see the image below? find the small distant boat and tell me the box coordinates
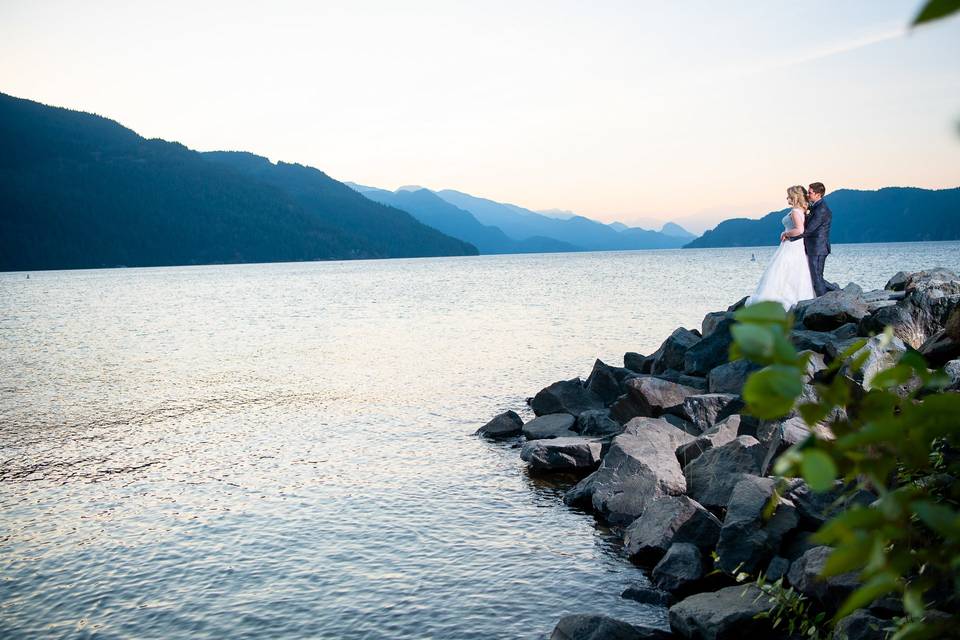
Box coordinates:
[751,254,756,262]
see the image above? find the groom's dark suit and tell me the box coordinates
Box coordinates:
[790,198,837,296]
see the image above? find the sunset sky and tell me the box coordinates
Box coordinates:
[2,0,958,232]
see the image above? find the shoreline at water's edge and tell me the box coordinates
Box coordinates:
[477,267,960,640]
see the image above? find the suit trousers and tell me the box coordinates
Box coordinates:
[808,253,830,297]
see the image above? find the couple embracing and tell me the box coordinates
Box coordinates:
[749,181,838,310]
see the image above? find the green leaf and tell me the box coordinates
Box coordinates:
[835,573,900,620]
[742,365,804,419]
[912,0,960,25]
[800,449,837,492]
[913,500,960,539]
[821,540,869,576]
[798,401,830,426]
[731,323,776,361]
[734,301,788,325]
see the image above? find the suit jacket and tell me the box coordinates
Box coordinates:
[792,198,832,255]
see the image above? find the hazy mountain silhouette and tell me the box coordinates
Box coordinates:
[0,92,476,272]
[660,222,696,239]
[346,183,580,254]
[434,189,691,250]
[685,187,960,248]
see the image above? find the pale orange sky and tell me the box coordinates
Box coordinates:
[2,0,958,232]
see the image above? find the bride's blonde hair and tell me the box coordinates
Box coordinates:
[787,185,809,210]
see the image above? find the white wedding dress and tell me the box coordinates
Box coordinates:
[747,208,816,310]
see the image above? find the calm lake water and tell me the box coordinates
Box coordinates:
[2,242,959,639]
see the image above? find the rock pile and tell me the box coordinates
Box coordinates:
[476,268,960,640]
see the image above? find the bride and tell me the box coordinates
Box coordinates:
[747,185,816,309]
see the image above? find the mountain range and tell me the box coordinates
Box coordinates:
[684,187,960,248]
[349,183,695,253]
[0,92,476,272]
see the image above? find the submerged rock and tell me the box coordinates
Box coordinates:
[520,437,603,473]
[522,413,578,440]
[550,615,673,640]
[475,410,523,438]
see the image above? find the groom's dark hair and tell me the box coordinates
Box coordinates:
[809,182,826,196]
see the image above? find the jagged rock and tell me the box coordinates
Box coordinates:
[650,328,703,375]
[550,615,674,640]
[678,375,708,391]
[785,481,875,530]
[675,415,741,468]
[609,391,647,425]
[662,413,701,437]
[475,410,523,438]
[624,377,702,418]
[585,359,633,406]
[787,546,860,607]
[624,352,647,373]
[575,409,624,437]
[781,530,818,562]
[919,307,960,367]
[684,318,735,376]
[684,436,766,509]
[652,543,703,594]
[520,437,603,473]
[621,585,674,607]
[728,296,749,312]
[680,394,744,434]
[791,323,859,358]
[839,334,907,391]
[886,271,910,291]
[668,584,777,640]
[708,359,760,394]
[766,556,790,582]
[531,378,604,417]
[624,495,721,564]
[864,270,960,348]
[702,311,731,339]
[716,476,799,575]
[564,418,693,525]
[522,413,578,440]
[801,350,828,381]
[945,359,960,391]
[797,290,870,331]
[832,610,889,640]
[758,416,813,474]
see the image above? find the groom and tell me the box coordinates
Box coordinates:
[784,181,838,296]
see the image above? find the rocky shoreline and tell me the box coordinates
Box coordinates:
[476,268,960,640]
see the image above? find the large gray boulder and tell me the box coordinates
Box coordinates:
[716,476,799,575]
[701,310,732,339]
[531,378,605,417]
[839,334,907,391]
[520,437,603,473]
[784,481,875,530]
[649,327,702,375]
[680,394,744,434]
[668,584,777,640]
[863,269,960,348]
[791,323,859,358]
[575,409,625,437]
[624,351,648,373]
[684,436,766,509]
[797,290,870,331]
[624,376,703,418]
[624,494,722,564]
[683,318,735,376]
[758,416,814,474]
[475,410,523,438]
[550,615,674,640]
[675,415,741,468]
[832,610,889,640]
[621,585,675,607]
[787,546,860,607]
[585,359,634,406]
[564,418,693,525]
[945,359,960,392]
[652,542,703,595]
[522,413,578,440]
[708,359,760,394]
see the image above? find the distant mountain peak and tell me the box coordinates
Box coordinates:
[396,184,428,192]
[660,222,696,239]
